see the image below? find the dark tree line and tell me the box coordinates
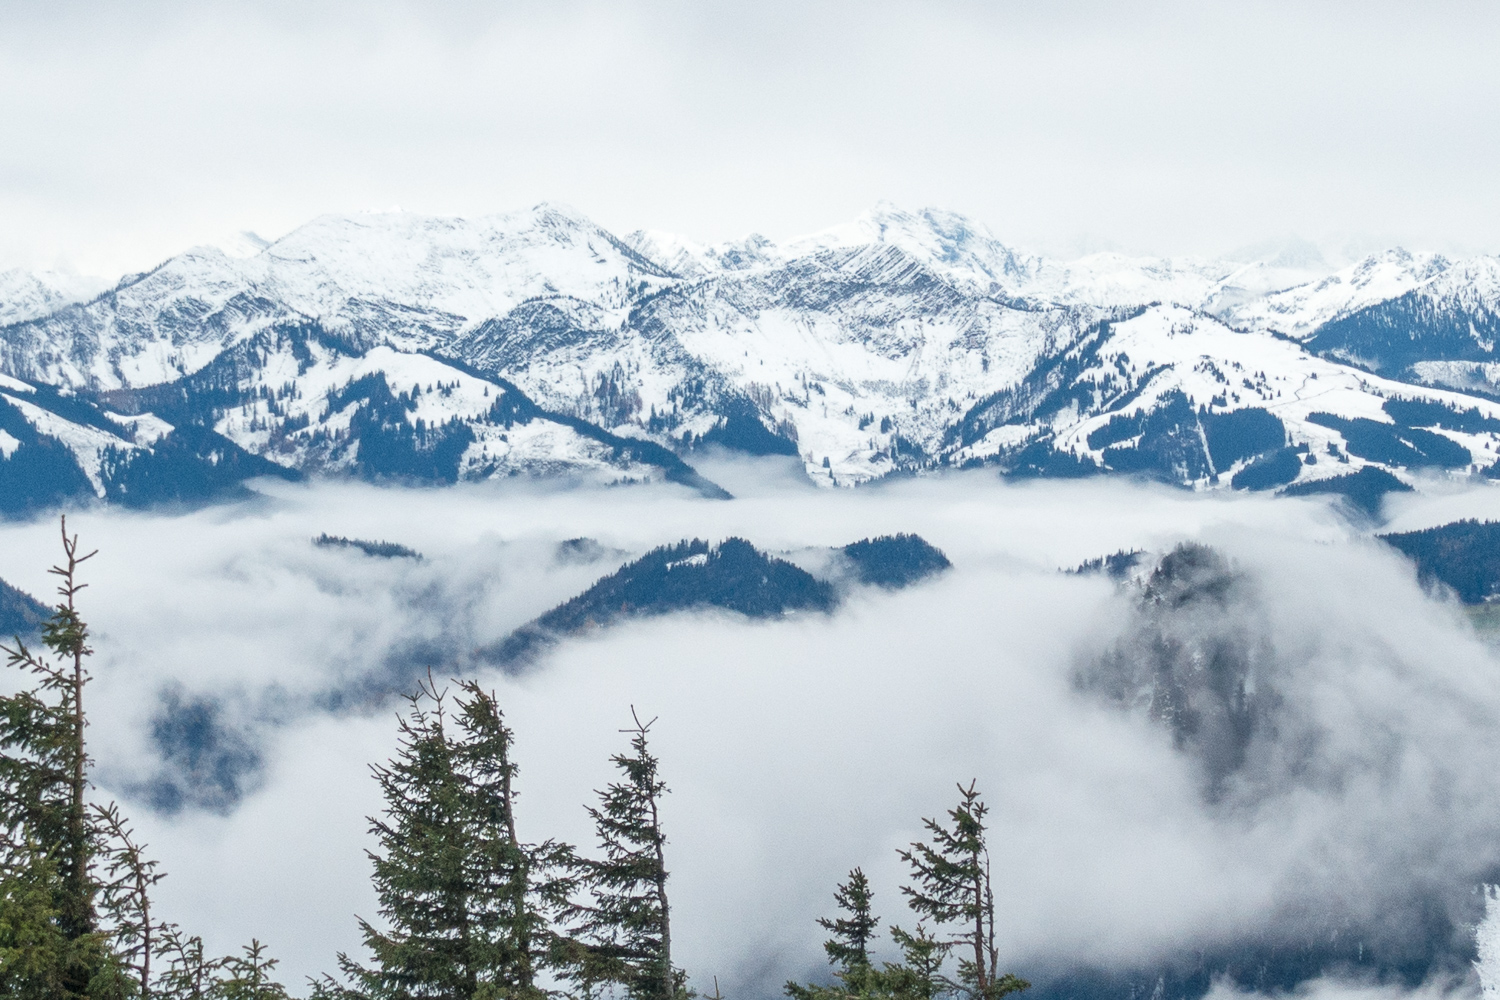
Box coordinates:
[2,521,1028,1000]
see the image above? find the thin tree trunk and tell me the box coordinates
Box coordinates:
[983,851,998,987]
[71,636,86,921]
[58,517,96,942]
[973,845,987,993]
[650,789,671,1000]
[140,878,152,998]
[502,762,533,989]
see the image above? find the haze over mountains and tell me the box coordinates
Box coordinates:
[5,202,1500,515]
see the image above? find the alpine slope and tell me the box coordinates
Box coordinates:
[4,201,1500,515]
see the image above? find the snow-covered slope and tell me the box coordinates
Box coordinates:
[772,204,1261,310]
[453,231,1108,485]
[1298,256,1500,391]
[1225,249,1453,339]
[9,201,1500,510]
[0,268,110,327]
[953,305,1500,487]
[0,204,675,392]
[1480,885,1500,1000]
[0,371,294,516]
[784,203,1050,298]
[97,322,724,496]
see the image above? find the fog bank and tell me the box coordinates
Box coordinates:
[1,470,1498,995]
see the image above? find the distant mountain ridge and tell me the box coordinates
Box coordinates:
[0,575,48,640]
[6,202,1500,513]
[1380,519,1500,603]
[485,533,951,668]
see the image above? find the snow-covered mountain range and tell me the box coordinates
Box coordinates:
[5,202,1500,514]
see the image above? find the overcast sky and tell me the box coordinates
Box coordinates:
[3,0,1500,276]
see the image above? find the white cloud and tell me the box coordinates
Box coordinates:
[3,473,1500,994]
[4,2,1500,275]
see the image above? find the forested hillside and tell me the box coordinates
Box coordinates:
[1380,518,1500,603]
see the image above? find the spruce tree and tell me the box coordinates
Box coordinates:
[329,677,570,1000]
[0,844,71,999]
[155,927,229,999]
[0,518,128,999]
[820,869,877,973]
[787,870,953,1000]
[898,782,1027,1000]
[91,801,165,997]
[450,679,576,998]
[216,940,291,1000]
[785,868,880,1000]
[0,520,283,1000]
[879,925,949,1000]
[571,709,684,1000]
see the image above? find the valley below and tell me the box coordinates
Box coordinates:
[3,469,1500,999]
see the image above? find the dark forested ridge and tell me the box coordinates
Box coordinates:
[839,534,951,588]
[0,574,47,638]
[1280,466,1413,517]
[484,534,952,668]
[482,537,836,667]
[1069,550,1146,580]
[1379,519,1500,603]
[313,534,422,560]
[0,382,299,518]
[1305,412,1471,470]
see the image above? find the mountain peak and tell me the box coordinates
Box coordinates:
[786,203,1044,296]
[1224,236,1330,271]
[203,230,273,259]
[0,267,111,326]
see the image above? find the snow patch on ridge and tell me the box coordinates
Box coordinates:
[0,392,135,495]
[0,267,109,326]
[1226,249,1454,339]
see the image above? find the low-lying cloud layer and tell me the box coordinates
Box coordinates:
[2,464,1499,995]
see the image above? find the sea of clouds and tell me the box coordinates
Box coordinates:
[2,456,1500,997]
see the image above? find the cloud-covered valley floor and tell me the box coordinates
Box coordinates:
[2,462,1499,997]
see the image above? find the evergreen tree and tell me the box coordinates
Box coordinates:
[819,869,877,973]
[785,870,949,1000]
[0,844,71,999]
[0,519,284,1000]
[328,677,571,1000]
[571,709,685,1000]
[785,868,880,1000]
[898,783,1027,1000]
[91,801,165,997]
[216,940,290,1000]
[155,927,229,999]
[451,679,577,997]
[0,518,129,999]
[878,925,948,1000]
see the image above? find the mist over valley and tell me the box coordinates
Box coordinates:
[4,469,1500,999]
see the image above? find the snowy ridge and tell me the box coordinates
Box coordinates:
[784,203,1050,297]
[1225,248,1454,339]
[8,201,1500,507]
[0,268,110,327]
[1,204,675,392]
[198,336,695,486]
[952,305,1500,488]
[2,392,135,494]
